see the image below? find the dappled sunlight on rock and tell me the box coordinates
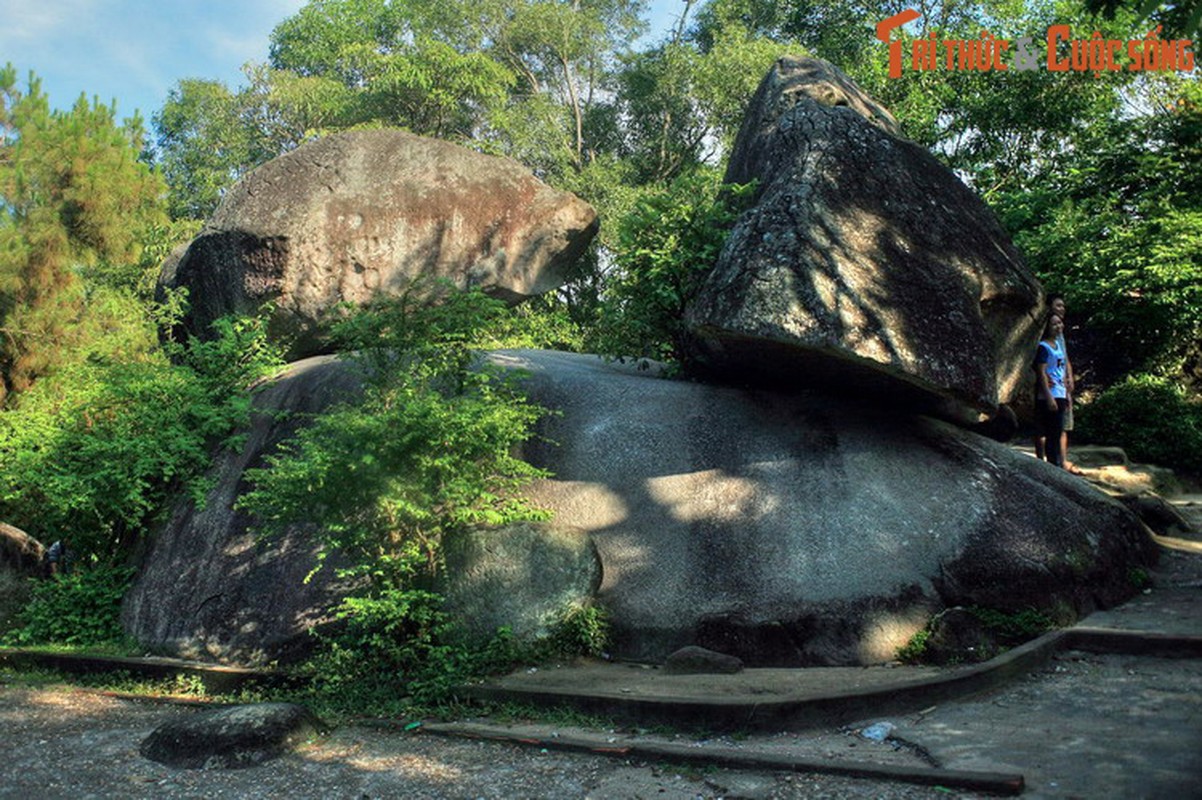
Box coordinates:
[857,608,929,663]
[526,479,629,531]
[645,470,777,524]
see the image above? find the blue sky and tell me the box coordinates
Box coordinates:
[1,0,688,125]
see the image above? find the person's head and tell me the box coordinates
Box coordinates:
[1049,295,1066,319]
[1043,313,1064,340]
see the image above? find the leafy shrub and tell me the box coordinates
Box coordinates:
[2,565,133,647]
[896,628,931,664]
[590,170,754,367]
[0,310,282,559]
[548,602,611,658]
[239,286,549,568]
[239,284,551,706]
[0,570,34,636]
[1077,374,1202,473]
[479,293,585,353]
[967,606,1055,642]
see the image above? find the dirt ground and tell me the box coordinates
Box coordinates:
[1,477,1198,800]
[2,639,1200,799]
[0,680,961,800]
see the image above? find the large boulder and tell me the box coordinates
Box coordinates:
[0,522,44,574]
[121,356,365,665]
[121,359,599,664]
[684,57,1043,426]
[1,522,44,630]
[438,522,602,643]
[495,350,1155,665]
[161,129,599,359]
[125,349,1156,667]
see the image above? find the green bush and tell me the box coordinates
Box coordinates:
[548,602,611,658]
[0,310,282,560]
[1077,374,1202,473]
[590,170,754,367]
[239,285,551,707]
[1,565,133,647]
[967,606,1056,642]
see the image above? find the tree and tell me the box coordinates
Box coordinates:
[997,75,1202,381]
[485,0,646,173]
[1084,0,1202,39]
[271,0,517,141]
[589,169,754,365]
[154,79,259,220]
[618,13,792,182]
[0,65,166,401]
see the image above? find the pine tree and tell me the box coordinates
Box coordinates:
[0,65,166,402]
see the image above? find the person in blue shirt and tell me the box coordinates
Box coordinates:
[1034,296,1081,472]
[1034,313,1069,468]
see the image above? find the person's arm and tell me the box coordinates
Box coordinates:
[1035,344,1057,410]
[1058,334,1074,395]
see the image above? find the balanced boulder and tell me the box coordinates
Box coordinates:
[121,356,365,665]
[684,57,1043,425]
[161,129,598,358]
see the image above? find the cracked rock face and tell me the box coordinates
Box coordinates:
[684,56,1042,426]
[160,129,598,359]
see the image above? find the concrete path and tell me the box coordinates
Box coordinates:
[460,486,1202,798]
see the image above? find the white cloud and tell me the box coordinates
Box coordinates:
[0,0,98,42]
[1,0,308,117]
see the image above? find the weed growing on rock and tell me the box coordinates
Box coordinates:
[238,284,561,710]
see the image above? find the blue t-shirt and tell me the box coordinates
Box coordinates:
[1035,340,1067,399]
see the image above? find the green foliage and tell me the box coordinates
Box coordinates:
[896,628,931,664]
[547,601,611,658]
[590,170,754,366]
[968,606,1056,641]
[154,78,267,221]
[1077,374,1202,473]
[240,285,549,563]
[618,22,792,183]
[1,565,134,647]
[1084,0,1202,40]
[298,589,610,712]
[0,310,282,559]
[1128,566,1152,590]
[1,65,167,399]
[0,569,33,636]
[239,284,551,705]
[897,606,1056,665]
[295,566,507,709]
[997,76,1202,381]
[478,293,586,353]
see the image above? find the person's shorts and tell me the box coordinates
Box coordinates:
[1036,397,1068,437]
